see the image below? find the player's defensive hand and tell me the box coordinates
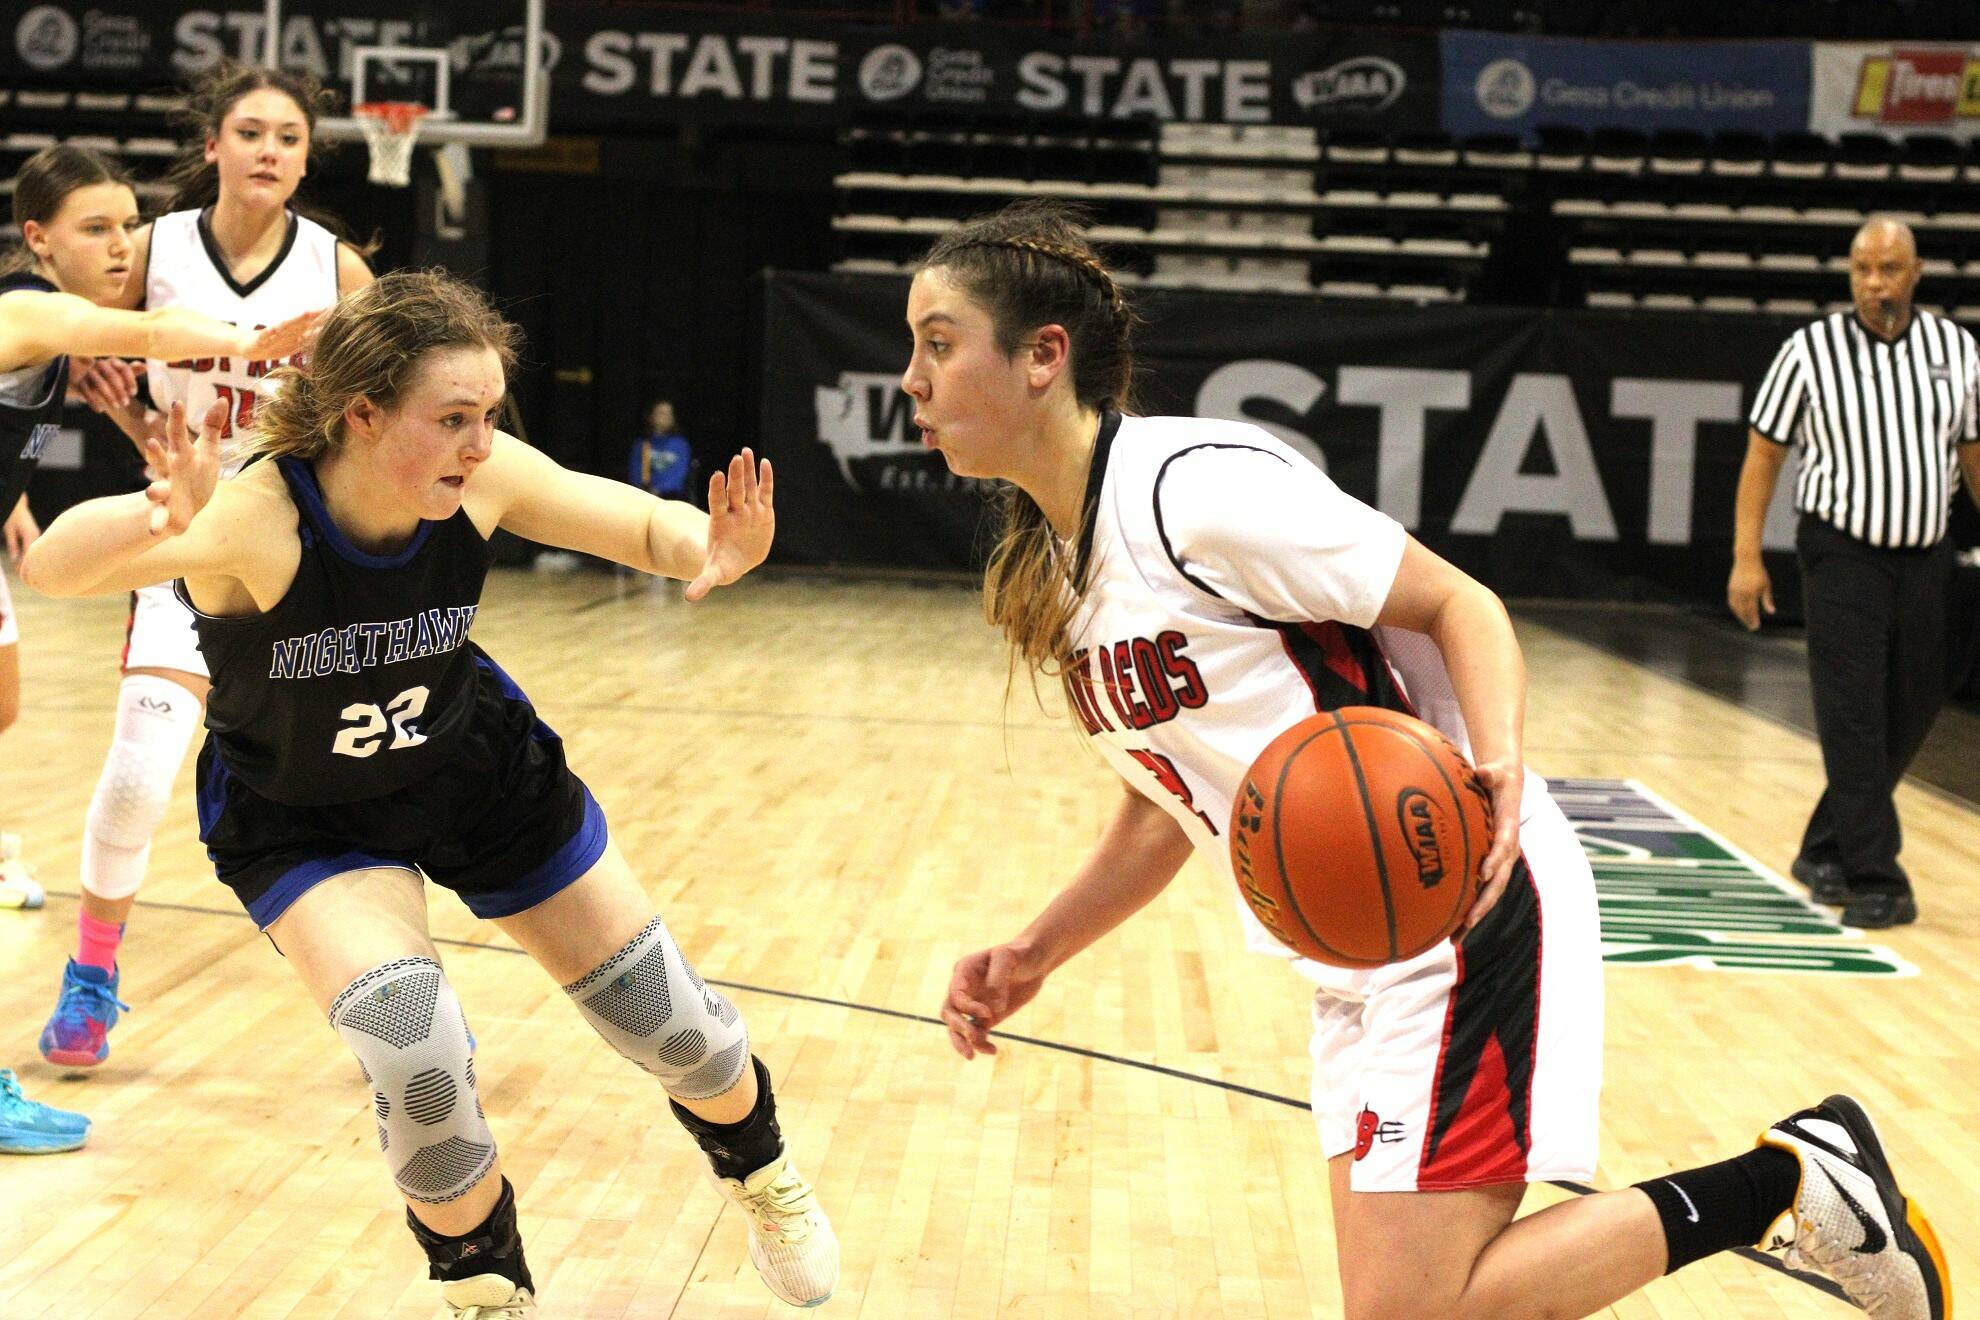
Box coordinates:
[3,498,39,563]
[1458,758,1523,935]
[1727,559,1774,631]
[143,400,222,537]
[238,307,324,361]
[72,355,144,413]
[685,449,774,602]
[941,941,1046,1060]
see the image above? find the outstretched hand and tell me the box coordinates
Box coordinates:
[143,400,223,537]
[684,449,774,602]
[1457,758,1523,935]
[941,942,1047,1060]
[239,307,324,361]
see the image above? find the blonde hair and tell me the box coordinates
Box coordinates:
[919,200,1138,684]
[245,269,520,463]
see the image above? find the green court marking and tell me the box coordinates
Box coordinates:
[1548,778,1917,977]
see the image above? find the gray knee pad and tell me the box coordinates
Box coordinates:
[330,957,496,1204]
[564,917,748,1101]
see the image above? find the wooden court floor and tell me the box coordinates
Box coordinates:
[2,570,1973,1319]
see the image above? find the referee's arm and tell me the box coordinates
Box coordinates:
[1729,426,1789,629]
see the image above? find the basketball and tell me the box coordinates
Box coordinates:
[1228,707,1492,969]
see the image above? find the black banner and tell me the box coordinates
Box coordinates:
[760,271,1809,606]
[0,3,1439,129]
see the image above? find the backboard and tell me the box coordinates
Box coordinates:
[256,0,547,147]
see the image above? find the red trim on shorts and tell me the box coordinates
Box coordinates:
[1415,853,1543,1190]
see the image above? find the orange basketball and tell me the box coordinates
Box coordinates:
[1228,707,1492,969]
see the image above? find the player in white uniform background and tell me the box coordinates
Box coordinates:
[913,202,1947,1319]
[39,60,373,1069]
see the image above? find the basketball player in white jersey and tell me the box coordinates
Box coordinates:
[914,202,1947,1319]
[40,60,372,1068]
[0,142,316,1146]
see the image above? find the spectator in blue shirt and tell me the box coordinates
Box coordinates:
[630,399,693,501]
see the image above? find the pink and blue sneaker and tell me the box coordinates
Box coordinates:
[39,960,130,1068]
[0,1069,90,1153]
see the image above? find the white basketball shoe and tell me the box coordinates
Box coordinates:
[1758,1094,1949,1319]
[440,1274,533,1319]
[716,1152,839,1307]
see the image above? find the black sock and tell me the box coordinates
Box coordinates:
[1634,1146,1802,1274]
[669,1054,784,1182]
[406,1176,534,1293]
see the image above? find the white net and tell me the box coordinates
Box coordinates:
[356,103,427,187]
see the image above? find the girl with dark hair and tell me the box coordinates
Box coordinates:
[914,201,1946,1320]
[41,58,376,1071]
[23,269,837,1317]
[0,142,312,1146]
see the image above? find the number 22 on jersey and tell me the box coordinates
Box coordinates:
[332,686,430,758]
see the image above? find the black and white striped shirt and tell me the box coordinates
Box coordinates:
[1749,309,1979,548]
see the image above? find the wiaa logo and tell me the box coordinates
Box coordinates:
[1292,56,1405,114]
[1394,788,1447,888]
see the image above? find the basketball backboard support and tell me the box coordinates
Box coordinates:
[258,0,547,148]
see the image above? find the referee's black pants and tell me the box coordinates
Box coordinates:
[1795,515,1954,895]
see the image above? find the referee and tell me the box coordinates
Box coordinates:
[1729,215,1980,929]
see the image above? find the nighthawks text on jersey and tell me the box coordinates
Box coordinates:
[266,605,479,679]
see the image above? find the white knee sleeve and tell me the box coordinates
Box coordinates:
[81,674,202,900]
[565,917,750,1101]
[331,957,497,1205]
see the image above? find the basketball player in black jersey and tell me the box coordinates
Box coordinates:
[21,270,836,1316]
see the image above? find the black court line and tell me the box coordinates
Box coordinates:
[37,886,1847,1306]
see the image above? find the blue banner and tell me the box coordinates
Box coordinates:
[1441,32,1809,139]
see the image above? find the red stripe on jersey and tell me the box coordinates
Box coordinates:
[1298,620,1367,693]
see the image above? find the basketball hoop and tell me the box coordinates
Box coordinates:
[355,102,428,187]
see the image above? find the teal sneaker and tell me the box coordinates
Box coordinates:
[0,1069,90,1153]
[39,960,130,1068]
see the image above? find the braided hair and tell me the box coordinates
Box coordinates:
[921,200,1136,413]
[918,200,1139,684]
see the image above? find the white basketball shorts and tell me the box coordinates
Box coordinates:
[1307,787,1604,1193]
[121,582,208,677]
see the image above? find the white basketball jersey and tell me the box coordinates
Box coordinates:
[1065,413,1554,993]
[143,208,340,446]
